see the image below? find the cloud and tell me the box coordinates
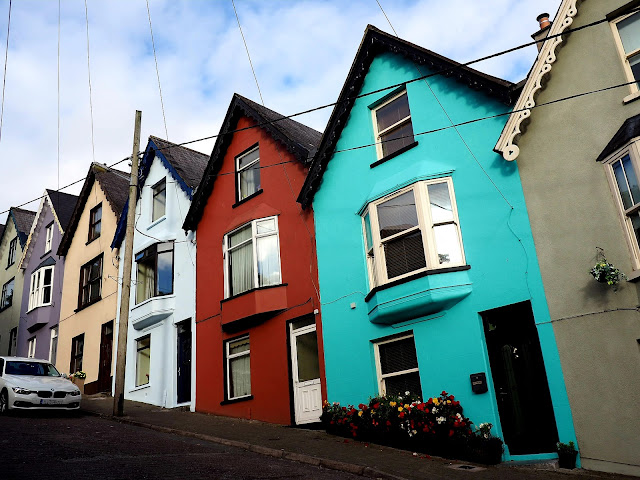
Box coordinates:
[0,0,560,217]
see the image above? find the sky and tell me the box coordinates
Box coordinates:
[0,0,560,219]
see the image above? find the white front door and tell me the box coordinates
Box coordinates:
[290,321,322,425]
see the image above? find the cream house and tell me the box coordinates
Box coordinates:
[56,164,129,394]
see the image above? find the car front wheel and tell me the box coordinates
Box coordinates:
[0,389,8,414]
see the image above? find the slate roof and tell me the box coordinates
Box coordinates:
[46,189,79,230]
[297,25,519,208]
[58,163,130,256]
[111,136,209,249]
[182,93,322,231]
[596,113,640,162]
[12,207,37,248]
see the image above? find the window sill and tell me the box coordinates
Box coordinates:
[623,91,640,105]
[370,141,418,169]
[0,303,12,313]
[221,283,288,303]
[147,216,167,230]
[85,235,100,246]
[626,269,640,282]
[5,262,15,271]
[220,394,253,405]
[232,189,264,209]
[130,383,151,393]
[75,296,102,313]
[40,250,53,259]
[132,294,176,311]
[365,265,471,302]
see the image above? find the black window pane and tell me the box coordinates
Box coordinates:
[376,93,410,132]
[379,337,419,375]
[384,231,427,278]
[385,372,422,398]
[381,122,415,157]
[377,191,419,239]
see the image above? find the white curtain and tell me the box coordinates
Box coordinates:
[230,355,251,397]
[230,226,254,295]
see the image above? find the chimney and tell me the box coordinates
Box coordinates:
[532,13,552,52]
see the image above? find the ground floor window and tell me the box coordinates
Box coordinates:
[8,327,17,356]
[70,334,84,374]
[135,335,151,387]
[27,337,37,358]
[49,327,58,364]
[225,336,251,399]
[374,334,422,398]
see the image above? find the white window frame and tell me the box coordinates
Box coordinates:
[135,335,151,387]
[373,333,420,396]
[223,216,282,298]
[371,90,414,159]
[611,11,640,97]
[225,335,251,400]
[28,266,55,311]
[49,326,58,364]
[44,223,54,253]
[27,337,37,359]
[151,177,167,222]
[236,145,260,202]
[362,178,465,289]
[602,139,640,270]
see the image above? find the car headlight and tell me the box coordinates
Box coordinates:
[69,389,81,396]
[12,387,32,395]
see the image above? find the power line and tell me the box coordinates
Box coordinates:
[231,0,264,106]
[0,0,11,145]
[84,0,96,163]
[146,0,168,141]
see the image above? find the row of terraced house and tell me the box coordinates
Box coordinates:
[1,2,639,475]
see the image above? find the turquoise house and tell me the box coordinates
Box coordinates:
[298,26,577,463]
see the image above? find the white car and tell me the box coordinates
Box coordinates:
[0,356,81,413]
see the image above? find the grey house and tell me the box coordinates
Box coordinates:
[0,207,36,357]
[495,1,640,475]
[16,190,78,362]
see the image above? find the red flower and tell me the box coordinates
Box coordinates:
[358,403,366,410]
[449,430,454,437]
[399,412,405,419]
[441,391,448,396]
[449,395,455,400]
[373,403,380,409]
[386,420,392,426]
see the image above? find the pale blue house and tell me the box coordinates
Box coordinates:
[298,25,577,462]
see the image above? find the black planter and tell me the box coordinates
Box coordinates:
[558,450,578,469]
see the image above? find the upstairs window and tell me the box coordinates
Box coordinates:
[236,146,260,202]
[44,223,54,253]
[223,217,281,297]
[362,178,465,288]
[612,11,640,93]
[152,178,166,222]
[79,254,102,308]
[603,145,640,268]
[7,237,17,267]
[28,267,54,311]
[372,91,415,159]
[88,203,102,243]
[135,242,174,304]
[1,277,14,310]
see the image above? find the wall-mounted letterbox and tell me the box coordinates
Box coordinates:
[470,372,488,394]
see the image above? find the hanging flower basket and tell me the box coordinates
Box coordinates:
[590,260,626,287]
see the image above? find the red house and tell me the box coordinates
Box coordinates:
[183,94,326,425]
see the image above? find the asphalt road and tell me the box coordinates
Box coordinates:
[0,411,362,480]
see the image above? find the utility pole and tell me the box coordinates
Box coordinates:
[113,110,142,416]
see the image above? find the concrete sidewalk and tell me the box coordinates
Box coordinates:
[81,395,632,480]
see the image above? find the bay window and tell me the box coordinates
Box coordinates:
[28,266,54,310]
[362,178,465,288]
[224,217,281,297]
[135,242,174,303]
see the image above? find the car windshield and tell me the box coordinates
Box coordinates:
[5,361,61,377]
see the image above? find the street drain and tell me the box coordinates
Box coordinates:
[446,464,485,472]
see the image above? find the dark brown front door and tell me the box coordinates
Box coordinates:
[97,321,114,393]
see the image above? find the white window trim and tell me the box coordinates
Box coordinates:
[362,178,465,289]
[236,145,260,202]
[44,223,54,253]
[226,335,251,400]
[373,333,420,396]
[27,337,37,359]
[135,334,151,387]
[151,177,167,223]
[49,327,58,363]
[611,11,640,97]
[222,216,282,298]
[28,266,55,311]
[371,90,413,159]
[602,139,640,270]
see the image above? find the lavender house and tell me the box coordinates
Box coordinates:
[17,190,78,361]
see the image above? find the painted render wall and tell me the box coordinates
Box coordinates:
[0,220,25,356]
[312,51,576,461]
[56,180,119,387]
[17,200,65,361]
[113,158,197,410]
[195,115,325,425]
[512,1,640,475]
